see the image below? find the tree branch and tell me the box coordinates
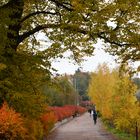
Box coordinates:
[21,11,58,23]
[49,0,73,11]
[97,33,131,47]
[18,24,59,43]
[18,23,88,43]
[19,22,130,49]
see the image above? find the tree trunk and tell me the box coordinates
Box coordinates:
[0,0,24,105]
[0,0,24,52]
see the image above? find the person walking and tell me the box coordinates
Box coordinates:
[88,108,92,117]
[92,109,97,124]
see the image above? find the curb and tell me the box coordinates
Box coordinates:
[43,117,74,140]
[50,116,73,132]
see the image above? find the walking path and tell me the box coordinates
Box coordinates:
[47,112,118,140]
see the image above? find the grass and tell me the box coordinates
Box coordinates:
[108,127,136,140]
[103,121,136,140]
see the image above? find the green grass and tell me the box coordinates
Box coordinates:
[108,128,135,140]
[103,122,136,140]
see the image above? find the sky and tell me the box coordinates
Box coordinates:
[52,40,140,76]
[38,34,139,76]
[52,40,118,75]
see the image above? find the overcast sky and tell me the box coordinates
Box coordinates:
[52,39,140,76]
[37,33,139,76]
[52,40,118,75]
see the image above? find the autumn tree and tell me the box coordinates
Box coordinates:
[73,69,90,101]
[0,0,139,61]
[88,63,117,119]
[0,0,139,116]
[112,76,138,133]
[42,75,76,106]
[88,63,139,135]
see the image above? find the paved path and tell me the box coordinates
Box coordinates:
[47,112,118,140]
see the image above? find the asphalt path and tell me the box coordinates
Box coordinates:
[47,112,118,140]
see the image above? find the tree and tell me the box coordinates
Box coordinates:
[88,63,139,135]
[0,0,95,113]
[112,76,138,134]
[133,77,140,89]
[42,75,76,106]
[0,0,139,115]
[0,0,139,68]
[88,63,117,119]
[73,69,90,101]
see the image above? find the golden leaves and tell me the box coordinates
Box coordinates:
[88,63,139,134]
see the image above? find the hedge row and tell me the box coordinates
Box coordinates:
[0,103,87,139]
[41,105,87,135]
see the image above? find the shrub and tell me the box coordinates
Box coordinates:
[25,119,44,140]
[51,105,87,121]
[41,110,57,136]
[0,102,26,140]
[40,105,87,137]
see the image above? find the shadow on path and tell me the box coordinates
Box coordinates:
[47,112,118,140]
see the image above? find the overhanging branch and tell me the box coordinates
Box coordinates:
[19,22,131,49]
[21,11,58,23]
[97,33,131,47]
[18,23,88,43]
[49,0,73,11]
[18,24,60,43]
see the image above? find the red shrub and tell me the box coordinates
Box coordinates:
[41,105,87,137]
[0,102,26,140]
[41,111,57,135]
[77,106,87,114]
[50,105,87,121]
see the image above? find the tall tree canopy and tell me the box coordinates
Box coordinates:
[73,69,90,101]
[0,0,139,63]
[42,75,76,106]
[0,0,139,115]
[88,63,139,134]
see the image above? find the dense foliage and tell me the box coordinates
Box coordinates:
[73,69,90,101]
[0,0,139,139]
[0,0,139,116]
[88,63,140,136]
[0,0,139,63]
[41,105,86,138]
[0,102,27,140]
[42,75,76,106]
[0,102,86,139]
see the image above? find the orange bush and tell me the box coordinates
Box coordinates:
[25,119,44,140]
[41,105,87,137]
[0,102,27,140]
[51,105,87,121]
[41,110,57,135]
[76,106,87,114]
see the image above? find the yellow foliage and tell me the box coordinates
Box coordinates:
[88,63,117,119]
[0,63,7,70]
[24,119,44,140]
[88,63,139,135]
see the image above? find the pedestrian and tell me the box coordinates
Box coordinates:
[92,109,97,124]
[88,108,92,117]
